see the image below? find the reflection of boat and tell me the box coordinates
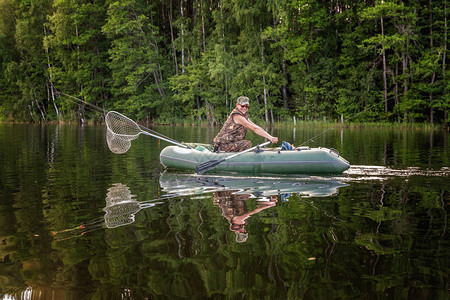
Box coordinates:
[160,145,350,175]
[159,173,348,198]
[104,183,162,228]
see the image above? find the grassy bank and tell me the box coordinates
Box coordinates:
[151,116,447,130]
[1,116,447,130]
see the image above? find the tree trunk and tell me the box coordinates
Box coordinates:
[180,0,185,74]
[225,74,229,109]
[153,71,165,97]
[206,101,217,125]
[402,50,408,97]
[429,0,435,125]
[394,63,398,106]
[260,29,269,126]
[430,77,435,125]
[402,29,410,120]
[43,23,59,119]
[381,15,388,113]
[263,75,269,126]
[35,92,46,121]
[72,0,80,73]
[282,56,288,109]
[168,2,178,74]
[200,0,206,52]
[196,95,201,121]
[444,1,449,129]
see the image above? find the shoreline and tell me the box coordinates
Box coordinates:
[1,119,447,130]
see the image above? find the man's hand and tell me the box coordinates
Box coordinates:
[269,137,278,144]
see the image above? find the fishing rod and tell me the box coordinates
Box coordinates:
[299,96,397,146]
[55,90,106,114]
[55,90,189,152]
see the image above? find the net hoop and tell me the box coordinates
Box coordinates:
[105,111,144,154]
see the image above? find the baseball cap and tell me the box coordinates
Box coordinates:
[236,96,249,106]
[236,232,248,243]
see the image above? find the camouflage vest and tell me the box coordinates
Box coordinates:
[213,108,249,145]
[213,191,249,223]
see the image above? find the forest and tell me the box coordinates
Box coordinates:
[0,0,449,126]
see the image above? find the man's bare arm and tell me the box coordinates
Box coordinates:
[234,115,278,144]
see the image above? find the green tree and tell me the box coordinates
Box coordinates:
[1,0,450,125]
[0,0,20,121]
[102,0,169,119]
[0,0,52,121]
[359,1,414,118]
[409,0,449,124]
[45,0,109,121]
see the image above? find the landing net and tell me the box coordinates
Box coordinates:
[105,111,143,154]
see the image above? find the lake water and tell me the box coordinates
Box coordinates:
[0,123,449,299]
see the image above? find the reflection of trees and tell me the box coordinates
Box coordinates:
[334,177,449,297]
[0,124,162,298]
[2,177,449,298]
[0,122,448,300]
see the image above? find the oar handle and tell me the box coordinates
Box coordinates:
[195,140,272,174]
[223,141,271,161]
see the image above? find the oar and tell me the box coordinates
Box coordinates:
[196,141,271,174]
[106,111,189,154]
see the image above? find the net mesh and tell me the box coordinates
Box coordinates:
[105,183,135,206]
[104,183,140,228]
[104,212,136,228]
[103,183,163,228]
[105,111,143,154]
[106,128,132,154]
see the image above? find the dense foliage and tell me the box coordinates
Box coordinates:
[0,0,449,125]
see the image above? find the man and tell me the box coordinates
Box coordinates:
[213,96,278,152]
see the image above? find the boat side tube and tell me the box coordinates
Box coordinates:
[160,146,350,175]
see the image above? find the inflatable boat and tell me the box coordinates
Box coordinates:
[160,145,350,175]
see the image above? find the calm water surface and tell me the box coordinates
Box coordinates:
[0,123,449,299]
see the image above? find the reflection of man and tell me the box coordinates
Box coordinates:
[213,191,277,243]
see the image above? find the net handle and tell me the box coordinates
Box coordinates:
[107,111,189,149]
[140,130,189,148]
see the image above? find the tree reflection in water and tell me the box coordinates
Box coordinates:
[1,175,448,299]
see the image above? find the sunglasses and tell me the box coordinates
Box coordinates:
[240,104,249,108]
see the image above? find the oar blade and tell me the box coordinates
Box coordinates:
[196,159,225,174]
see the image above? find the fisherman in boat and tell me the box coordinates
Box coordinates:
[213,96,278,152]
